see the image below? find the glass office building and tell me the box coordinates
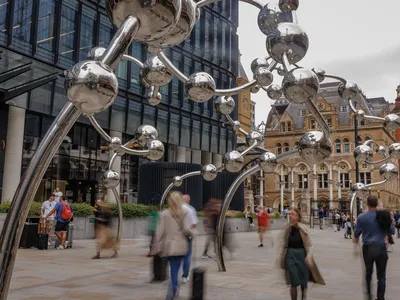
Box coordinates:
[0,0,239,205]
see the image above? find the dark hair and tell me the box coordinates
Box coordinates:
[61,195,68,202]
[292,208,302,222]
[367,195,378,208]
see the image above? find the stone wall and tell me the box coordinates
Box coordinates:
[0,214,287,240]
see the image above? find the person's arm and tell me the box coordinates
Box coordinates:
[353,216,362,244]
[182,211,194,237]
[41,203,45,217]
[46,207,57,219]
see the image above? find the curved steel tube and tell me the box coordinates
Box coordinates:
[89,115,112,142]
[240,141,259,157]
[364,115,385,122]
[365,157,390,165]
[291,11,298,24]
[216,165,260,271]
[350,192,357,238]
[112,187,123,244]
[366,179,387,189]
[122,54,144,68]
[158,51,189,83]
[0,102,82,299]
[159,171,202,210]
[120,145,149,156]
[214,80,258,96]
[281,52,292,73]
[349,99,357,113]
[109,152,118,170]
[197,0,263,9]
[324,74,346,83]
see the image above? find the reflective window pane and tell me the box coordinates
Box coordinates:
[180,116,190,148]
[29,81,53,115]
[211,125,219,153]
[37,0,57,61]
[59,0,78,66]
[143,105,156,127]
[191,120,201,149]
[110,97,126,132]
[127,101,142,135]
[201,123,210,151]
[0,0,8,45]
[220,128,227,154]
[99,15,113,48]
[130,42,142,95]
[156,109,168,143]
[79,5,97,61]
[12,0,33,53]
[169,113,180,145]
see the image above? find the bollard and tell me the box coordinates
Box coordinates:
[191,267,205,300]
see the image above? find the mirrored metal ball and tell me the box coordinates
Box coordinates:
[279,0,299,12]
[246,131,264,146]
[201,164,218,181]
[224,151,245,173]
[251,57,269,73]
[257,4,292,36]
[254,67,273,87]
[354,145,373,163]
[259,152,277,173]
[338,81,358,101]
[135,125,159,146]
[266,85,282,100]
[173,176,183,187]
[376,145,386,156]
[102,170,120,189]
[312,68,325,82]
[147,87,162,106]
[141,56,173,86]
[298,131,332,164]
[65,60,118,115]
[379,163,399,182]
[251,85,260,94]
[384,114,400,131]
[185,72,216,102]
[148,0,199,48]
[266,22,309,64]
[389,143,400,159]
[87,47,106,60]
[232,121,241,131]
[109,137,122,152]
[352,183,368,198]
[282,68,319,104]
[215,96,235,115]
[146,140,165,161]
[107,0,182,43]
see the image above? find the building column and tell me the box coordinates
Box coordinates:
[313,164,318,210]
[176,146,186,163]
[192,149,201,164]
[259,170,264,207]
[280,166,284,213]
[291,167,295,209]
[107,131,122,203]
[201,151,212,165]
[2,106,26,202]
[212,153,223,167]
[337,167,341,200]
[329,164,333,209]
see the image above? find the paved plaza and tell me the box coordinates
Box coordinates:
[8,227,400,300]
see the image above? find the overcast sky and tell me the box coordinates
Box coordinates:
[238,0,400,126]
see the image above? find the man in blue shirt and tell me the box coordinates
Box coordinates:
[46,196,73,250]
[354,195,394,300]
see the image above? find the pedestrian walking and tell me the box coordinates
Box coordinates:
[151,192,194,300]
[181,194,198,283]
[353,195,394,300]
[256,206,270,247]
[45,195,73,250]
[201,198,220,259]
[92,200,118,259]
[318,208,324,230]
[280,208,325,300]
[243,206,255,227]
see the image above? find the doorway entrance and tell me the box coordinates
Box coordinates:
[67,180,98,206]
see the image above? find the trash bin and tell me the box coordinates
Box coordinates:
[19,218,39,248]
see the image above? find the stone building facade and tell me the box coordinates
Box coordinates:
[263,81,400,214]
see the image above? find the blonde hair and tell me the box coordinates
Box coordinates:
[168,191,184,217]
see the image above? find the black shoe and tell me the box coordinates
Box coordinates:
[258,244,263,247]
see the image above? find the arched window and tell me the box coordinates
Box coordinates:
[298,164,308,189]
[276,143,282,154]
[287,122,292,132]
[335,139,341,153]
[284,142,289,152]
[318,164,328,189]
[281,123,286,132]
[343,138,350,153]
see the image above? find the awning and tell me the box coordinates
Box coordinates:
[0,48,60,103]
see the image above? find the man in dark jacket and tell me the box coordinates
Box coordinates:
[318,208,324,230]
[354,195,394,300]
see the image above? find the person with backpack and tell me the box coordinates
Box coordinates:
[353,195,394,300]
[46,195,73,250]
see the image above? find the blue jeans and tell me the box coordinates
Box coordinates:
[362,244,388,300]
[183,238,193,278]
[169,256,184,289]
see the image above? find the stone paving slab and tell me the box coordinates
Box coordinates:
[6,228,400,299]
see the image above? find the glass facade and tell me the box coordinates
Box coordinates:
[0,0,239,203]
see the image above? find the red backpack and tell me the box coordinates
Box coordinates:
[61,203,73,220]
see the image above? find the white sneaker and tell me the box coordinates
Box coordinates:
[182,277,189,283]
[250,224,255,227]
[57,245,64,250]
[48,241,51,246]
[65,241,68,248]
[201,255,211,259]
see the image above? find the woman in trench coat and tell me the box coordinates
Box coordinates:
[279,208,325,300]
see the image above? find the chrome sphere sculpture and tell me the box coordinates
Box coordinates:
[202,164,218,181]
[379,163,399,181]
[146,140,165,161]
[215,96,235,115]
[266,84,283,100]
[224,151,245,173]
[135,125,159,146]
[352,183,368,198]
[298,131,332,165]
[354,144,374,163]
[141,56,173,86]
[282,68,320,104]
[102,170,121,189]
[173,176,183,187]
[279,0,299,12]
[389,143,400,159]
[384,114,400,131]
[259,152,278,173]
[185,72,216,102]
[257,4,292,36]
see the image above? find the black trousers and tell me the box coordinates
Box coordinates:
[362,244,388,300]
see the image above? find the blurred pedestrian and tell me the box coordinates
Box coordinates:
[147,209,159,257]
[244,205,255,227]
[92,200,118,259]
[201,198,220,259]
[318,208,324,230]
[256,206,270,247]
[181,194,198,283]
[151,192,194,300]
[280,208,325,300]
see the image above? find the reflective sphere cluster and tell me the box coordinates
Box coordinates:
[338,81,358,101]
[185,72,216,102]
[141,56,173,86]
[224,151,245,173]
[259,152,278,173]
[282,68,319,104]
[379,163,399,182]
[354,145,373,163]
[215,96,235,115]
[103,169,121,189]
[257,4,292,36]
[202,164,218,181]
[384,114,400,131]
[298,131,332,165]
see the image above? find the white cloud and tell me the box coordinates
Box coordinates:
[238,0,400,125]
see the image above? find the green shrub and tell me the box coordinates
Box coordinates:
[196,211,205,217]
[70,203,94,217]
[0,201,41,216]
[234,211,245,218]
[272,212,282,219]
[0,203,10,213]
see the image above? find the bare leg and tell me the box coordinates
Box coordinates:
[290,286,298,300]
[54,232,62,241]
[61,232,67,247]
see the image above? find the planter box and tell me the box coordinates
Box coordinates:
[0,214,285,240]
